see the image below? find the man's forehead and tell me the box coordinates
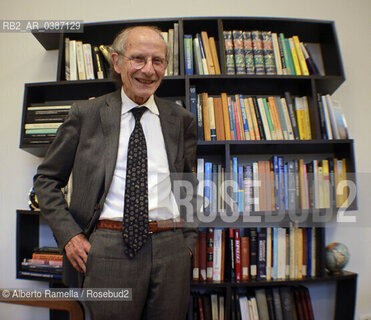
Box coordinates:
[125,28,167,54]
[127,27,163,42]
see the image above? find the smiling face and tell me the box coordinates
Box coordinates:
[111,27,167,105]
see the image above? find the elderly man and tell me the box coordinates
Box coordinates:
[34,25,198,319]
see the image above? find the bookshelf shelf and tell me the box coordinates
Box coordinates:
[192,271,357,288]
[19,17,357,320]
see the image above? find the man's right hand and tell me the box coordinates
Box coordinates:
[64,233,91,273]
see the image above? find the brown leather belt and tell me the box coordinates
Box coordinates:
[96,219,184,234]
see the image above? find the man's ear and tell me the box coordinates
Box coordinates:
[111,52,121,73]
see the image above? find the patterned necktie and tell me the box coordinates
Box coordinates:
[123,107,149,258]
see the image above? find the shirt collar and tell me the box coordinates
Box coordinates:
[120,88,159,116]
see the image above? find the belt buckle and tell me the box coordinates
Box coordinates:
[148,220,155,234]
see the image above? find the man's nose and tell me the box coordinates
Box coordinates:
[140,59,156,74]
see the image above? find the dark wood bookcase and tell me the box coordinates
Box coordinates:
[18,17,357,320]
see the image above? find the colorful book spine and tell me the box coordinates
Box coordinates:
[251,31,265,74]
[232,30,246,74]
[242,31,255,74]
[223,31,235,74]
[262,31,276,75]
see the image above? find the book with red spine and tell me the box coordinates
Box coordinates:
[234,228,242,282]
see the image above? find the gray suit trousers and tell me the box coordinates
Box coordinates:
[83,228,191,320]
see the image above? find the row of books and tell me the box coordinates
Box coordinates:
[192,226,321,284]
[188,291,225,320]
[23,92,348,147]
[188,285,314,320]
[234,285,314,320]
[65,38,111,80]
[190,89,312,141]
[184,31,221,75]
[19,247,63,279]
[23,101,73,145]
[160,23,180,76]
[224,30,323,76]
[197,156,348,213]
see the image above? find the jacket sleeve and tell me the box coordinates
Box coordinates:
[33,103,83,252]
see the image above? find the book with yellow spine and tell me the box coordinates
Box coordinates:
[292,36,309,75]
[288,38,302,75]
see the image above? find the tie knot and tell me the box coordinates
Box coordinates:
[131,107,147,122]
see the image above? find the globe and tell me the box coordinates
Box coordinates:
[325,242,350,273]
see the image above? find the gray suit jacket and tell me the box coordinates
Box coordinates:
[33,90,198,286]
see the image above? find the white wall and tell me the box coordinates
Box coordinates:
[0,0,370,319]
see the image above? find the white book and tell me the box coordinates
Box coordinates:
[76,41,86,80]
[212,228,222,281]
[28,105,71,111]
[239,296,251,320]
[83,43,95,80]
[69,40,77,80]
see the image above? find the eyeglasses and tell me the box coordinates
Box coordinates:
[119,53,168,71]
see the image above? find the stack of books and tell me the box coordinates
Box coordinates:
[224,30,323,76]
[23,101,72,145]
[20,247,63,279]
[65,38,110,80]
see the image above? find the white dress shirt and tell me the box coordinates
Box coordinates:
[99,89,180,221]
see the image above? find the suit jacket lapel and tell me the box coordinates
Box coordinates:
[156,96,180,172]
[100,90,122,194]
